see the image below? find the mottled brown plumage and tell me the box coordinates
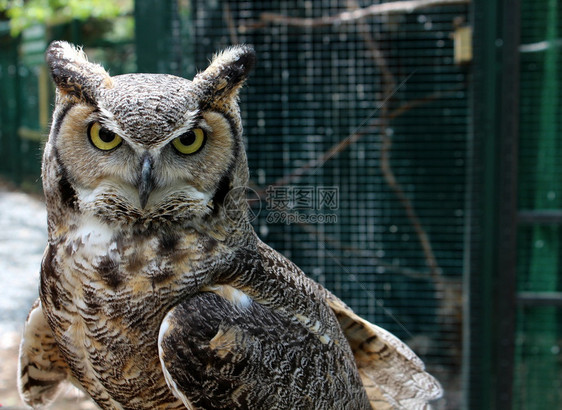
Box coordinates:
[18,41,442,409]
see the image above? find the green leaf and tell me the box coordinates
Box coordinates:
[1,0,132,36]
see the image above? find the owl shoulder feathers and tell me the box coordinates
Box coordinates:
[158,237,371,409]
[255,240,443,409]
[158,238,442,409]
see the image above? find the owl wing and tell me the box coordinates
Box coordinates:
[18,298,71,408]
[158,236,440,409]
[324,290,443,409]
[158,287,370,409]
[233,239,442,408]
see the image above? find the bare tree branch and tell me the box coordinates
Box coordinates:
[344,0,443,285]
[296,220,438,281]
[236,1,465,376]
[223,2,240,45]
[240,0,470,31]
[261,85,463,193]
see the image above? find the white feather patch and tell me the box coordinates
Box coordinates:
[71,215,114,246]
[202,285,253,309]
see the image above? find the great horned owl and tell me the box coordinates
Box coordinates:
[18,41,442,409]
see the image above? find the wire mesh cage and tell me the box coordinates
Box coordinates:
[185,1,470,407]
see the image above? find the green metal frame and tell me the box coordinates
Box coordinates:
[469,0,520,408]
[0,31,22,182]
[135,0,185,75]
[514,0,561,408]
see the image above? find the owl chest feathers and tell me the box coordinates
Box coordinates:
[40,215,232,408]
[53,216,208,293]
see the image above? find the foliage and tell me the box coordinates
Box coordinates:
[0,0,132,35]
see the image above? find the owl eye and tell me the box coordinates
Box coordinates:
[172,128,206,155]
[88,122,122,151]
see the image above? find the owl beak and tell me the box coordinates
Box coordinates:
[138,154,154,209]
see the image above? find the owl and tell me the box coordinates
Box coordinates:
[18,41,442,409]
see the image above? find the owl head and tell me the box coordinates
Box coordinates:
[42,41,255,236]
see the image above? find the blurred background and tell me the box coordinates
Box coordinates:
[0,0,560,409]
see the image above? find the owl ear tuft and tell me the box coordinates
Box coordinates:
[194,45,256,105]
[45,41,112,104]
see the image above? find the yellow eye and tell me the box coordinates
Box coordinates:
[172,128,206,155]
[88,122,122,151]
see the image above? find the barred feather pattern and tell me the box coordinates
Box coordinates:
[18,41,442,409]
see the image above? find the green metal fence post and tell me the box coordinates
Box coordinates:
[470,0,521,408]
[135,0,178,74]
[495,0,521,407]
[469,1,500,407]
[514,0,561,407]
[0,32,22,183]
